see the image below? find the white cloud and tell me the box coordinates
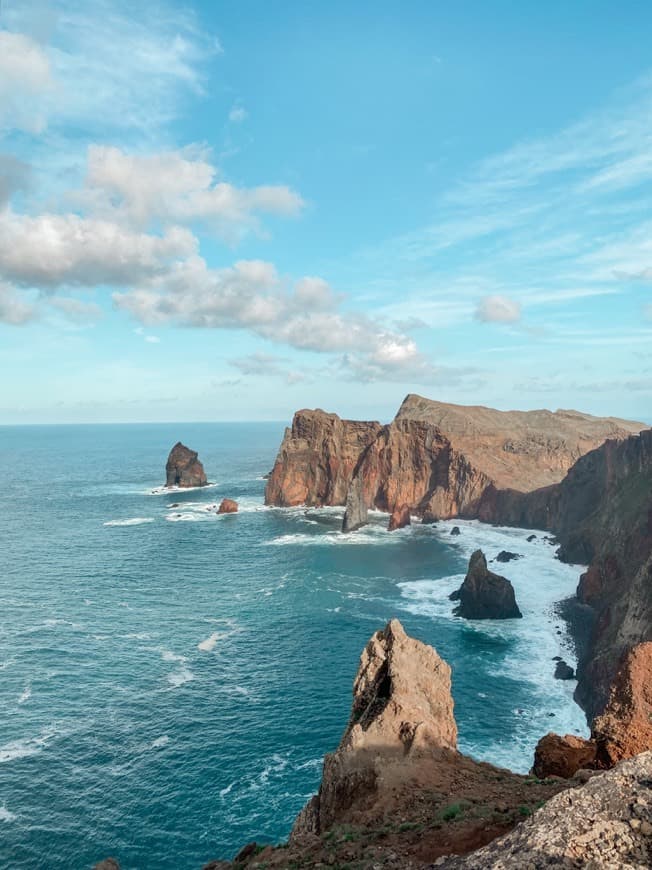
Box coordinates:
[81,145,303,237]
[0,30,52,133]
[228,106,248,123]
[475,295,521,324]
[0,282,36,324]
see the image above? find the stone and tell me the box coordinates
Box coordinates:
[217,498,238,514]
[342,475,368,533]
[93,861,120,870]
[450,526,461,536]
[554,660,575,680]
[451,550,522,620]
[533,733,599,779]
[165,442,207,488]
[388,504,411,531]
[494,550,522,563]
[527,534,537,542]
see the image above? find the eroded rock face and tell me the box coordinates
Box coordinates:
[165,442,207,488]
[291,619,457,839]
[217,498,238,514]
[446,752,652,869]
[533,733,599,779]
[388,504,411,531]
[342,475,368,532]
[451,550,522,620]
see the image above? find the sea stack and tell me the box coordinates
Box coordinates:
[342,475,368,532]
[450,549,522,619]
[165,442,208,488]
[217,498,238,514]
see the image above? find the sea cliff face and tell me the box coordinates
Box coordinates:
[264,394,643,523]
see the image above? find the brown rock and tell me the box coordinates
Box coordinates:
[451,550,522,620]
[165,442,207,488]
[593,642,652,766]
[532,733,599,779]
[217,498,238,514]
[93,861,120,870]
[342,475,368,532]
[388,504,411,531]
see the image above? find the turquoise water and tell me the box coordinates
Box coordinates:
[0,424,588,869]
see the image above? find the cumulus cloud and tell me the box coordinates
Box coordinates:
[0,30,52,133]
[475,294,521,323]
[81,145,303,237]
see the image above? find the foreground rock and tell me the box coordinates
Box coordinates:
[388,503,411,531]
[165,442,208,488]
[445,752,652,869]
[342,475,368,532]
[217,498,238,514]
[450,550,522,620]
[533,733,598,779]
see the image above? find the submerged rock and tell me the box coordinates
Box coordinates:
[526,534,537,542]
[342,475,368,532]
[388,503,411,531]
[165,442,207,488]
[495,550,522,563]
[450,525,461,536]
[451,550,522,620]
[217,498,238,514]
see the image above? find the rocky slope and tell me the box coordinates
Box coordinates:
[264,395,643,523]
[165,442,208,488]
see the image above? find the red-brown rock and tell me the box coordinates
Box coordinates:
[532,733,599,779]
[388,504,411,531]
[165,442,208,488]
[217,498,238,514]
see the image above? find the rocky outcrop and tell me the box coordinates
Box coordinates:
[165,442,207,488]
[554,660,575,680]
[264,395,642,529]
[495,550,521,563]
[341,475,368,532]
[264,410,381,507]
[292,619,457,839]
[217,498,238,514]
[450,550,522,620]
[388,504,411,531]
[446,753,652,869]
[533,733,599,779]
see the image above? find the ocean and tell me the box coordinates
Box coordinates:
[0,423,588,869]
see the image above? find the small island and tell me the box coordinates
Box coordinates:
[164,442,208,488]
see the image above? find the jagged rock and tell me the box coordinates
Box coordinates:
[533,733,599,779]
[165,442,207,488]
[495,550,522,563]
[217,498,238,514]
[554,660,575,680]
[342,475,368,532]
[388,504,411,531]
[444,753,652,869]
[450,526,461,536]
[291,619,457,839]
[451,550,522,620]
[527,534,537,542]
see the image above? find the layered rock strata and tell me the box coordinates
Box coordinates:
[450,550,522,620]
[165,442,208,488]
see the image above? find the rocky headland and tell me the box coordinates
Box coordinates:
[165,442,208,488]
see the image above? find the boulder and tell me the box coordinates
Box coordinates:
[451,550,522,620]
[526,534,537,542]
[165,442,207,488]
[450,526,461,536]
[495,550,522,563]
[532,733,599,779]
[388,504,411,531]
[93,861,120,870]
[554,660,575,680]
[342,475,368,532]
[217,498,238,514]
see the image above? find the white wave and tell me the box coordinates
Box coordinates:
[167,667,195,688]
[104,517,155,527]
[150,735,170,750]
[0,727,60,763]
[0,659,13,672]
[219,781,235,798]
[161,649,186,663]
[198,632,220,652]
[84,598,92,606]
[17,685,31,705]
[147,482,219,495]
[0,805,16,823]
[164,512,209,523]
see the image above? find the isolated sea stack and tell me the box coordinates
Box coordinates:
[217,498,238,514]
[164,442,208,488]
[450,549,522,619]
[341,475,368,532]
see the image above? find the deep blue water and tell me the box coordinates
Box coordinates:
[0,424,587,869]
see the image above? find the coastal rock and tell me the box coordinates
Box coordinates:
[445,753,652,869]
[451,550,522,620]
[527,534,537,541]
[217,498,238,514]
[554,660,575,680]
[533,733,599,779]
[388,503,411,531]
[165,442,207,488]
[495,550,522,563]
[341,475,368,532]
[93,861,120,870]
[291,619,457,838]
[450,526,461,536]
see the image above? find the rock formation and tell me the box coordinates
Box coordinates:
[554,660,575,680]
[341,475,368,532]
[388,503,411,531]
[217,498,238,514]
[165,442,208,488]
[532,733,598,779]
[450,550,522,620]
[445,752,652,869]
[264,395,643,527]
[495,550,521,563]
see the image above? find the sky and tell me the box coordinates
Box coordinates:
[1,0,652,425]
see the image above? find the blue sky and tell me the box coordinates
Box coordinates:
[1,0,652,424]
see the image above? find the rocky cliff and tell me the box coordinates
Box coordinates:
[264,395,643,523]
[165,442,208,488]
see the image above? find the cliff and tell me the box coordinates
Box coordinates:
[264,395,643,522]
